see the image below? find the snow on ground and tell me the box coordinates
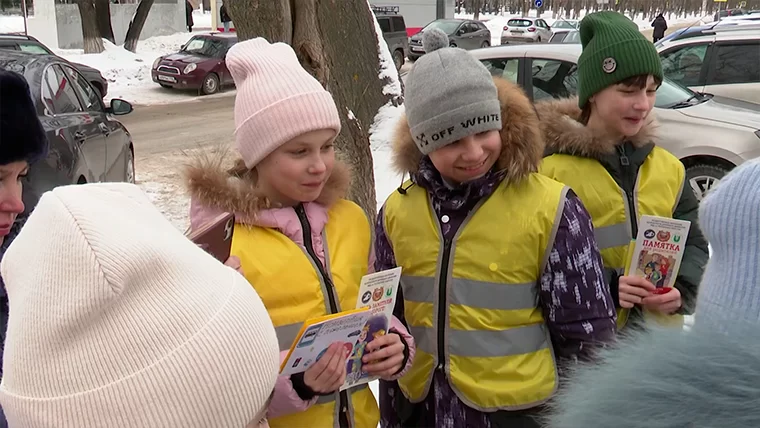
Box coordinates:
[56,31,237,106]
[0,14,24,33]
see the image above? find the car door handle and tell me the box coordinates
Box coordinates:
[99,123,110,135]
[74,131,86,144]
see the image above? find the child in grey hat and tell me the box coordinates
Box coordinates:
[374,28,616,428]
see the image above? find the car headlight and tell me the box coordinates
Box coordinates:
[152,57,161,69]
[184,63,197,74]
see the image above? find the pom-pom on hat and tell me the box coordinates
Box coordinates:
[403,28,502,155]
[0,70,48,166]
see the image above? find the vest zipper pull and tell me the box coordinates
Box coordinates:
[617,145,630,166]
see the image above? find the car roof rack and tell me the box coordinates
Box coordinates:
[372,5,399,14]
[705,22,760,33]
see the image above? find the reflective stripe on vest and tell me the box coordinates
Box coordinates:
[540,147,685,329]
[232,199,380,428]
[384,173,567,411]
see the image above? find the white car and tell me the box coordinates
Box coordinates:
[469,43,760,200]
[550,19,579,31]
[500,18,553,44]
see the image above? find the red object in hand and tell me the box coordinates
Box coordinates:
[652,287,673,295]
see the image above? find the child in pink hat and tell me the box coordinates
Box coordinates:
[184,37,415,428]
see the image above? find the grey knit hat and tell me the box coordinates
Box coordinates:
[405,28,502,155]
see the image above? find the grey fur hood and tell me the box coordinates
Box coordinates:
[546,323,760,428]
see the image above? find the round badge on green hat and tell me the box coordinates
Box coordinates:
[577,11,663,108]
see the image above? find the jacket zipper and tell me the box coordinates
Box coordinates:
[294,204,349,428]
[437,237,453,374]
[617,145,639,238]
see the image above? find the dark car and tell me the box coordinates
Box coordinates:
[0,51,135,212]
[152,33,238,95]
[409,19,491,60]
[655,22,760,46]
[0,33,108,98]
[373,5,409,70]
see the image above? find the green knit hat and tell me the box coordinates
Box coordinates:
[577,11,663,108]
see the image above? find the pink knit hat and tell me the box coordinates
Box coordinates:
[226,38,341,168]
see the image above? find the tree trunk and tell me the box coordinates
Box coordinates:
[124,0,155,53]
[227,0,394,224]
[75,0,104,54]
[95,0,115,44]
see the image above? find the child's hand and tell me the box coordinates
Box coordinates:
[362,333,405,380]
[303,342,348,394]
[641,287,682,314]
[224,256,243,274]
[618,275,656,308]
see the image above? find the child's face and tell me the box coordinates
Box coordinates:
[428,130,501,184]
[256,129,336,206]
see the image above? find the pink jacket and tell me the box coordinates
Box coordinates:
[189,199,416,419]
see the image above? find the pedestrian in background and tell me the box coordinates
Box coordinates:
[0,69,49,428]
[376,28,616,428]
[185,37,415,428]
[186,0,194,32]
[537,11,708,332]
[0,183,280,428]
[651,13,668,43]
[220,2,232,32]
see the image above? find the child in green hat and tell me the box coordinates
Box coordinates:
[536,11,708,331]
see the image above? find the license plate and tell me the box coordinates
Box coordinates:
[511,30,524,33]
[411,46,423,52]
[158,75,176,83]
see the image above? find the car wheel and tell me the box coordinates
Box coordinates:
[125,147,136,184]
[686,163,730,202]
[538,36,542,42]
[449,42,457,47]
[392,49,404,71]
[201,73,220,95]
[159,83,172,89]
[481,41,490,48]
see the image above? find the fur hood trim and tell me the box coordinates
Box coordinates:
[545,323,760,428]
[534,96,658,159]
[183,148,351,222]
[391,78,544,184]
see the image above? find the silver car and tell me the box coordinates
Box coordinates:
[408,19,491,60]
[470,44,760,200]
[500,18,553,44]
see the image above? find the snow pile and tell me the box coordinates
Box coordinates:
[0,14,25,33]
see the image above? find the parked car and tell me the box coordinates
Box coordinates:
[657,30,760,104]
[551,19,579,30]
[408,19,490,60]
[0,33,108,98]
[471,43,760,200]
[500,18,553,44]
[152,33,238,95]
[373,5,408,70]
[656,22,760,45]
[0,51,135,212]
[548,28,575,43]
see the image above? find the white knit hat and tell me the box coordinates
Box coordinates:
[0,183,279,428]
[226,37,342,169]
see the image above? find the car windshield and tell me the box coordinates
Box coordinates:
[655,77,701,108]
[424,20,463,34]
[552,20,576,28]
[507,19,533,27]
[562,31,581,43]
[181,37,225,57]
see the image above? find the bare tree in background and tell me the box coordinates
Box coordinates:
[75,0,104,53]
[226,0,399,223]
[124,0,155,52]
[95,0,115,44]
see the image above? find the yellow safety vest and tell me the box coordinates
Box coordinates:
[233,200,379,428]
[383,174,567,411]
[540,146,685,329]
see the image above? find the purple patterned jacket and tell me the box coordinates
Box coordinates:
[375,158,617,428]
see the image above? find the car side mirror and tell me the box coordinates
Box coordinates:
[108,98,133,116]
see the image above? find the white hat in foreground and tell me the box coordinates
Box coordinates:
[0,183,279,428]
